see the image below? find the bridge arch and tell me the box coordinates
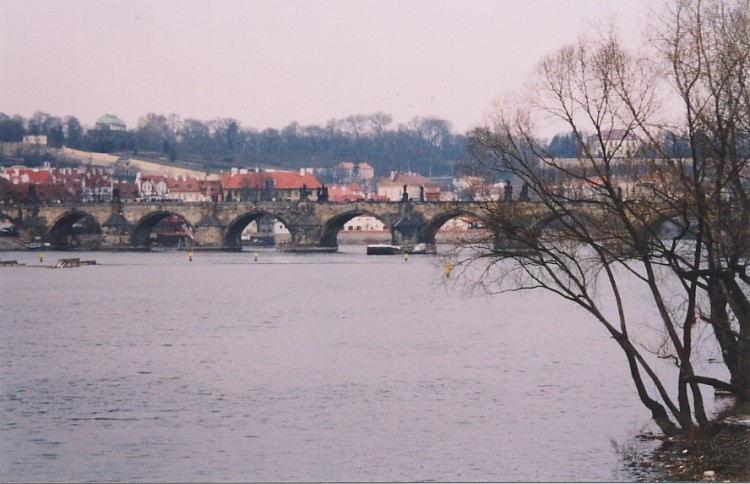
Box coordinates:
[533,209,586,234]
[131,211,195,249]
[529,206,647,254]
[48,210,103,249]
[644,210,700,241]
[530,206,624,239]
[223,211,292,249]
[419,209,488,245]
[319,209,391,247]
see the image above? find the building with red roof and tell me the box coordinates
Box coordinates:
[166,176,203,202]
[0,179,78,203]
[221,169,322,202]
[326,183,366,202]
[198,179,222,202]
[2,167,52,185]
[138,175,169,200]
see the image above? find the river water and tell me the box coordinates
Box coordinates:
[0,246,727,482]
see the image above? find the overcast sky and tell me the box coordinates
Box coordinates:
[1,0,650,134]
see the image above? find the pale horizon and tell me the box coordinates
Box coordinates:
[2,0,649,135]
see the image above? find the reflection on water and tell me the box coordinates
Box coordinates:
[0,246,711,481]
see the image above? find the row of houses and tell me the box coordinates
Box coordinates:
[5,159,690,207]
[0,163,454,205]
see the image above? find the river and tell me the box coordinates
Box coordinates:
[0,246,727,481]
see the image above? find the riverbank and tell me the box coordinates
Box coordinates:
[626,404,750,482]
[649,425,750,482]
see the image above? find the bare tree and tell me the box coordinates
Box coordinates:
[369,111,393,139]
[462,0,749,437]
[412,116,453,177]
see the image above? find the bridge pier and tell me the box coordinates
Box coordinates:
[19,204,48,242]
[192,212,225,249]
[283,219,332,252]
[391,215,424,247]
[100,211,133,250]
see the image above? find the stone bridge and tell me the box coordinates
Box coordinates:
[3,199,735,252]
[1,200,529,251]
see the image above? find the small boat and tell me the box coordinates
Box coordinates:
[0,224,18,236]
[366,244,402,255]
[26,237,50,250]
[406,243,437,255]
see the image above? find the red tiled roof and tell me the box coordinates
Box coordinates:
[222,172,267,190]
[115,182,139,198]
[221,171,321,190]
[0,181,77,202]
[6,169,52,185]
[326,183,366,202]
[140,175,167,184]
[166,177,201,192]
[271,172,321,189]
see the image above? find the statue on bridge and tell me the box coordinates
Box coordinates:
[299,184,310,201]
[504,179,513,203]
[519,182,529,202]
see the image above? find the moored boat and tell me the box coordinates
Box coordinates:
[366,244,402,255]
[0,224,18,236]
[406,243,437,255]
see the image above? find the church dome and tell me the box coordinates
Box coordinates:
[95,114,127,131]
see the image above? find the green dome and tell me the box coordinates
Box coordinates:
[95,114,126,128]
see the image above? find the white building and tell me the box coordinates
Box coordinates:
[23,135,48,145]
[588,130,641,158]
[343,215,385,232]
[137,174,169,200]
